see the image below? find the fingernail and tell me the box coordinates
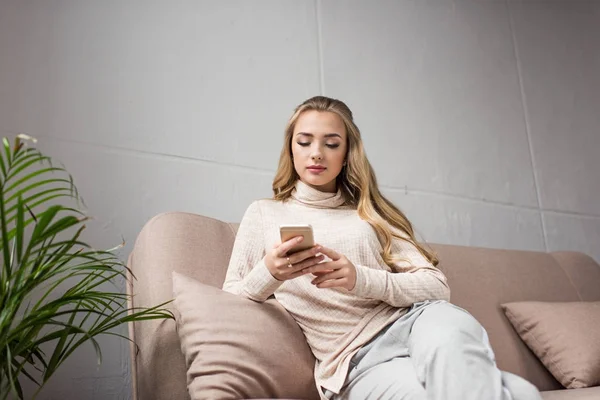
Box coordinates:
[317,246,322,251]
[297,236,303,242]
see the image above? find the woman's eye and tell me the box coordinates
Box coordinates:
[296,142,339,148]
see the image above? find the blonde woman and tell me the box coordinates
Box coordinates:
[223,96,541,400]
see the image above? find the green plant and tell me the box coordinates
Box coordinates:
[0,135,173,399]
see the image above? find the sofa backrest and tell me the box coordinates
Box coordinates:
[127,212,600,399]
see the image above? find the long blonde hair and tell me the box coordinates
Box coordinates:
[272,96,439,267]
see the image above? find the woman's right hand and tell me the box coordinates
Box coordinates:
[264,236,324,281]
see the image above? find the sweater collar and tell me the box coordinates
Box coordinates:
[291,179,346,208]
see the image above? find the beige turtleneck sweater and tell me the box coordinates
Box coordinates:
[222,180,451,398]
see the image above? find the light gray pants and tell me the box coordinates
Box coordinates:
[325,300,543,400]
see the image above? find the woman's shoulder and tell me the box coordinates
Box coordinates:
[244,197,286,213]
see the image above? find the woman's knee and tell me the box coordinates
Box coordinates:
[411,302,484,348]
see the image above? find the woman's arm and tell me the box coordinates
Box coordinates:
[310,232,450,308]
[350,236,451,307]
[222,201,283,302]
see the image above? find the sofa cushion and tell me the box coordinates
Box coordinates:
[541,386,600,400]
[172,271,320,400]
[501,301,600,389]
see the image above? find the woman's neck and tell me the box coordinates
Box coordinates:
[290,180,345,209]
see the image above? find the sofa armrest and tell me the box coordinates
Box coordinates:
[127,212,237,400]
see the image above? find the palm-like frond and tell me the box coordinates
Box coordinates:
[0,135,173,399]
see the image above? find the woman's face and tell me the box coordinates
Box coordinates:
[291,110,348,193]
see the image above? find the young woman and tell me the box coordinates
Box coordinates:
[223,96,542,400]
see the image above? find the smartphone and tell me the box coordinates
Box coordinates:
[279,224,315,255]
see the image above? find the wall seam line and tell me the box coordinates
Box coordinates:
[506,0,549,251]
[315,0,325,95]
[33,135,600,220]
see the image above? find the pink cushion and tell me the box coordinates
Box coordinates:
[172,271,320,400]
[502,301,600,389]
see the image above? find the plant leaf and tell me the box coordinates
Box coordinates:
[15,195,25,265]
[0,135,173,396]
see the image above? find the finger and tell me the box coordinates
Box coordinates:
[276,236,304,257]
[306,261,336,274]
[315,278,346,289]
[288,245,322,265]
[287,267,312,280]
[311,269,345,285]
[317,246,341,261]
[311,270,334,277]
[292,255,325,272]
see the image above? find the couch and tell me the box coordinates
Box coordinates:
[127,212,600,400]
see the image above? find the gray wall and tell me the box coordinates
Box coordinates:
[1,0,599,398]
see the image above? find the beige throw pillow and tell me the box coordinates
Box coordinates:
[172,271,320,400]
[501,301,600,389]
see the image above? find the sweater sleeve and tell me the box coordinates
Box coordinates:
[349,229,451,308]
[222,201,283,302]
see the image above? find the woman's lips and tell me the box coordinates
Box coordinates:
[307,166,326,174]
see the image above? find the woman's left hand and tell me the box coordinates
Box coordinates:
[307,246,357,291]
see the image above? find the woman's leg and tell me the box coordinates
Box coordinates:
[408,302,542,400]
[330,301,437,400]
[335,357,426,400]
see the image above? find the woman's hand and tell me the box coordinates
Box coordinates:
[264,236,325,281]
[307,246,357,290]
